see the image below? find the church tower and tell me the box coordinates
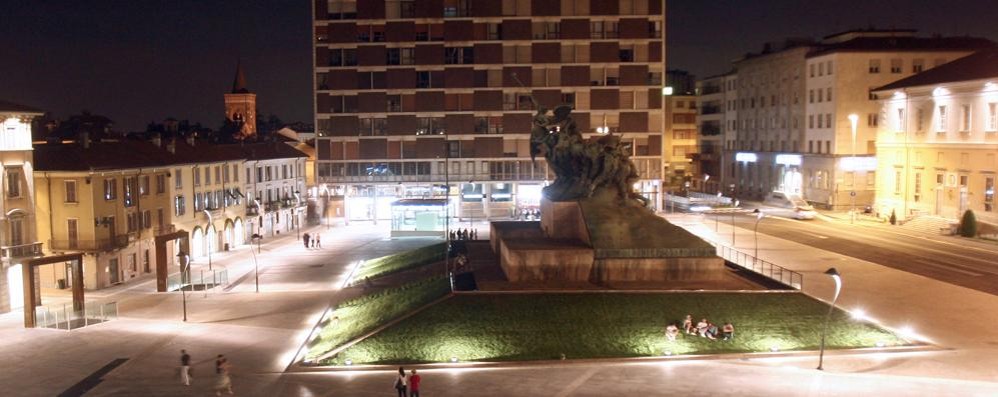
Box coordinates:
[224,61,257,140]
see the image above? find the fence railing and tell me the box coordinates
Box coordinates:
[33,301,118,330]
[166,268,229,292]
[707,240,803,290]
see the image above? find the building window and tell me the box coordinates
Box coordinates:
[825,114,832,129]
[67,219,78,249]
[809,90,814,103]
[172,195,185,216]
[890,59,902,73]
[916,108,924,132]
[65,180,77,203]
[826,87,832,101]
[989,103,998,132]
[5,169,20,198]
[894,170,902,194]
[868,113,878,127]
[123,177,137,207]
[869,59,881,73]
[986,177,995,212]
[826,60,833,74]
[914,172,922,202]
[867,171,875,187]
[937,105,947,132]
[961,104,971,132]
[896,108,906,132]
[808,115,814,129]
[174,168,182,189]
[193,167,200,186]
[103,179,117,200]
[912,59,924,73]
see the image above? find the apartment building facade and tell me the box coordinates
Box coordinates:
[0,101,43,314]
[240,143,309,238]
[662,94,697,189]
[873,50,998,223]
[313,0,667,219]
[722,30,991,209]
[694,73,736,193]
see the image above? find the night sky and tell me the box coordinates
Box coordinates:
[2,0,997,131]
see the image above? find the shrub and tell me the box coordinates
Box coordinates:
[889,210,897,225]
[959,209,978,237]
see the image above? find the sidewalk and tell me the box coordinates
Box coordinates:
[667,213,998,383]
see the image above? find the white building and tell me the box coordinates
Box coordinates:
[873,49,998,223]
[723,30,992,209]
[239,143,309,239]
[0,100,42,313]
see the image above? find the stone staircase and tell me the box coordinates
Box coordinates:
[899,215,957,235]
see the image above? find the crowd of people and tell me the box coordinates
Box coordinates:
[450,228,477,241]
[665,314,735,342]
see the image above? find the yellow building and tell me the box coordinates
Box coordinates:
[0,100,43,313]
[663,94,699,190]
[873,50,998,223]
[34,139,175,290]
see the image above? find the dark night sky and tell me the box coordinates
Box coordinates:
[2,0,997,131]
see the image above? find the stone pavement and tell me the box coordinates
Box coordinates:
[1,217,998,396]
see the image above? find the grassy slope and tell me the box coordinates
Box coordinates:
[350,242,446,283]
[306,276,451,361]
[330,293,905,365]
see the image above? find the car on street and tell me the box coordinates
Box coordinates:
[763,192,817,220]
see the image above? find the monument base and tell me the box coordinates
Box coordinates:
[491,198,724,284]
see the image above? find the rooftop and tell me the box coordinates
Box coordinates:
[808,35,995,57]
[874,49,998,91]
[33,139,309,172]
[0,99,43,115]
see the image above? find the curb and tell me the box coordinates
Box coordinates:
[288,344,941,373]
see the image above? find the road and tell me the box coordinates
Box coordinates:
[717,211,998,296]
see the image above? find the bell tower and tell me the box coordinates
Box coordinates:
[224,61,257,140]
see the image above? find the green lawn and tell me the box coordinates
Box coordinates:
[305,276,451,362]
[325,293,907,365]
[349,242,446,284]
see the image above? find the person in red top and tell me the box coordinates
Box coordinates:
[409,369,422,397]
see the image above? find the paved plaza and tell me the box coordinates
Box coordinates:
[0,217,997,396]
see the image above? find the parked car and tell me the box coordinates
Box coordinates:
[763,192,817,220]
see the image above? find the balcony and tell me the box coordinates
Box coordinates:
[700,106,721,115]
[49,235,130,252]
[247,206,260,216]
[1,242,43,259]
[154,224,176,236]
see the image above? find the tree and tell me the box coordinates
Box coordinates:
[889,209,897,225]
[959,209,978,237]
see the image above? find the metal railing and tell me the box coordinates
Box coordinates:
[708,240,803,290]
[34,301,118,330]
[1,242,43,258]
[166,268,229,292]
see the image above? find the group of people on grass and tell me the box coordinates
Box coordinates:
[393,366,422,397]
[665,315,735,341]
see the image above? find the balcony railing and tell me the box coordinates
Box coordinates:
[1,242,43,259]
[49,235,130,252]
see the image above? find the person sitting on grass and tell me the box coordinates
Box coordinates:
[683,315,695,334]
[665,323,680,341]
[705,322,719,340]
[722,322,735,340]
[696,318,709,337]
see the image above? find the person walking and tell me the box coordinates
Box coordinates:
[315,234,322,249]
[303,232,311,249]
[393,366,407,397]
[409,369,422,397]
[214,354,233,396]
[179,350,192,386]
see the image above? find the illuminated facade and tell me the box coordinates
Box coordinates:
[662,94,697,189]
[312,0,666,220]
[873,49,998,223]
[722,30,991,208]
[0,101,43,314]
[695,73,736,193]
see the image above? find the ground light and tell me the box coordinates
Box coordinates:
[850,308,867,321]
[450,356,459,363]
[344,359,353,366]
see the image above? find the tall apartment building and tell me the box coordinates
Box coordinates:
[695,72,736,193]
[313,0,666,220]
[0,101,43,314]
[873,49,998,223]
[722,30,991,209]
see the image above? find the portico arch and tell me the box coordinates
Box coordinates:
[155,230,189,292]
[22,253,83,328]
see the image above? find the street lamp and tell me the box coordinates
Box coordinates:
[817,267,842,371]
[715,192,722,231]
[293,190,302,239]
[847,114,859,224]
[250,233,263,293]
[176,251,190,322]
[202,209,213,270]
[703,174,710,194]
[731,199,739,246]
[753,209,765,261]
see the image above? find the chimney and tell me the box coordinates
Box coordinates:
[166,138,176,154]
[151,132,162,148]
[79,131,90,149]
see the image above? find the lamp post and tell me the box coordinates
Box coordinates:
[703,174,710,194]
[753,209,765,261]
[817,267,842,371]
[202,209,213,270]
[715,192,722,231]
[847,114,859,224]
[731,199,739,246]
[293,190,302,239]
[251,233,262,293]
[176,251,190,322]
